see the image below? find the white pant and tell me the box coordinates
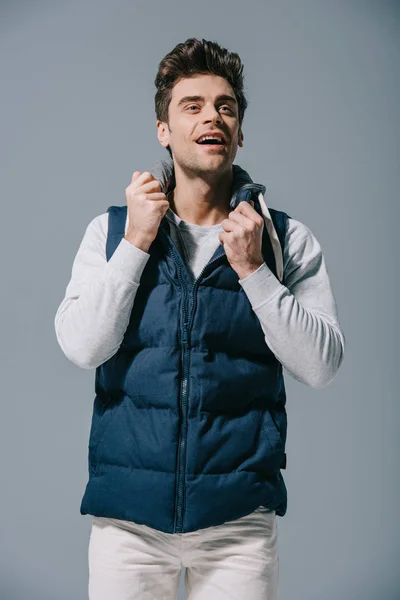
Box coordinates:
[88,507,279,599]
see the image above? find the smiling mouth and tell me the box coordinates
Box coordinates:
[197,145,225,150]
[195,141,226,150]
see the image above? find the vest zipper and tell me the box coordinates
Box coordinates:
[187,250,226,330]
[158,225,226,532]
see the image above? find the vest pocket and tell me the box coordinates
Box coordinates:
[260,408,285,472]
[88,394,118,474]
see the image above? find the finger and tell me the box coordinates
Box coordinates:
[145,192,170,202]
[221,218,236,232]
[131,171,141,182]
[135,179,163,194]
[236,200,257,216]
[134,171,155,185]
[236,200,263,226]
[228,210,256,230]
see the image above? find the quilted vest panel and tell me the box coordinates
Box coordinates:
[80,199,291,533]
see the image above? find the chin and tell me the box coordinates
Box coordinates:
[175,151,232,174]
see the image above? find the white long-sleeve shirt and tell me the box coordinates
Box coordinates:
[54,207,345,388]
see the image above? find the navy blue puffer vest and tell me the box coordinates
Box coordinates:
[80,172,291,534]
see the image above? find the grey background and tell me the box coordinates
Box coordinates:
[1,1,398,599]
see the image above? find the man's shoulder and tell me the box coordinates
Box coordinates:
[268,207,317,245]
[282,215,324,276]
[84,211,109,238]
[86,206,128,238]
[285,216,321,246]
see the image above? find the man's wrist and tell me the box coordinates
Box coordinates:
[237,261,264,281]
[124,233,152,253]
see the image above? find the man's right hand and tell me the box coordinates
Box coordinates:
[124,171,170,252]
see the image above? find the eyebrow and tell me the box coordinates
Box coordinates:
[177,94,237,107]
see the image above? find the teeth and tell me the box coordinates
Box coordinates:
[197,135,224,143]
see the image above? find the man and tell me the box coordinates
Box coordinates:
[55,38,345,600]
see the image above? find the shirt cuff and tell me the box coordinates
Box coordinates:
[238,262,284,308]
[107,236,151,284]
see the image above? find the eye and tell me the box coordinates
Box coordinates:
[186,105,233,112]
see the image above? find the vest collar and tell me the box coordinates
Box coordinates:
[149,158,284,282]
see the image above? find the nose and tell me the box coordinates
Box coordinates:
[202,105,223,125]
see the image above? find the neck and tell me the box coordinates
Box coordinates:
[167,162,234,226]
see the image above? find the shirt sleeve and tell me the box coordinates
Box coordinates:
[238,217,346,388]
[54,212,150,369]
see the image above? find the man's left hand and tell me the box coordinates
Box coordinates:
[218,200,265,280]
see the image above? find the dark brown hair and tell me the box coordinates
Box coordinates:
[154,38,248,159]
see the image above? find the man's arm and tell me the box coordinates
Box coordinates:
[54,213,150,369]
[238,217,345,389]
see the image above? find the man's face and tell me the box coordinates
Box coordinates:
[157,74,244,176]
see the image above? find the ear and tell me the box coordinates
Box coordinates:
[157,120,170,149]
[238,127,244,148]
